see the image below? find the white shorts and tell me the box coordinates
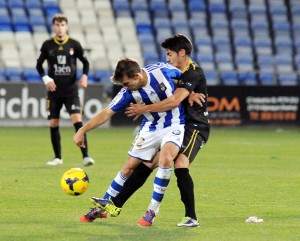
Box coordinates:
[128,125,185,161]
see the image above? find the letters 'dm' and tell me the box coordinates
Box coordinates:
[208,97,240,112]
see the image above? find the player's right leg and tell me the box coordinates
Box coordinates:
[47,96,63,166]
[102,156,142,199]
[47,118,63,166]
[82,128,162,222]
[91,160,157,217]
[68,95,95,166]
[80,207,108,222]
[102,129,160,200]
[80,156,142,221]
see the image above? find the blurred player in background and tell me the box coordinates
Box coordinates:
[36,14,94,166]
[88,34,209,228]
[73,57,185,224]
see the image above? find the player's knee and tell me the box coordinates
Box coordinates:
[121,166,133,178]
[50,119,59,127]
[121,161,140,178]
[174,155,190,168]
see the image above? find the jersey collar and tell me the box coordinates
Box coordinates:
[182,59,194,73]
[54,35,69,45]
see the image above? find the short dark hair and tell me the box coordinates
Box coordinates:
[111,58,141,84]
[161,34,193,55]
[52,14,68,24]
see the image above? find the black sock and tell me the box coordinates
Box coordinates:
[112,163,153,208]
[175,168,197,220]
[74,122,88,158]
[50,127,61,159]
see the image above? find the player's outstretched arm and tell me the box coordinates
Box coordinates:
[73,107,115,148]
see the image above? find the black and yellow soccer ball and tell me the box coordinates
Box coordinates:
[61,168,89,196]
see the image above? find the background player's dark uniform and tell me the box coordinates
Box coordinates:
[178,61,210,163]
[36,34,93,166]
[36,36,89,118]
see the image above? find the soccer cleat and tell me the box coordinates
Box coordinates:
[137,210,156,226]
[176,217,200,228]
[80,207,108,222]
[90,197,121,217]
[47,158,63,166]
[83,156,94,166]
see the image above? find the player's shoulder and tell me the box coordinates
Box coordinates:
[68,36,81,44]
[184,61,204,76]
[43,37,55,44]
[145,62,178,70]
[41,37,55,48]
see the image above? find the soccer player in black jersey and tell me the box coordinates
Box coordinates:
[82,34,209,228]
[125,34,210,227]
[36,14,94,166]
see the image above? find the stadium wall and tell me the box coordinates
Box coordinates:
[0,83,109,127]
[0,83,299,127]
[111,85,300,126]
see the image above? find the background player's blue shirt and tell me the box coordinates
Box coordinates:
[109,62,185,131]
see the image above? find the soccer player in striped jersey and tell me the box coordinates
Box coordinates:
[126,34,210,227]
[74,58,185,222]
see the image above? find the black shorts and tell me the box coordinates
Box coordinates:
[47,94,81,119]
[180,123,210,163]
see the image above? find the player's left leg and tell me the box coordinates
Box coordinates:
[66,95,94,166]
[174,154,199,228]
[175,125,209,228]
[71,113,94,166]
[138,125,184,226]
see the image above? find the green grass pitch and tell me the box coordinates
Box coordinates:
[0,126,299,241]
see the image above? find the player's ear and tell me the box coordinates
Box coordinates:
[134,72,141,80]
[178,49,185,57]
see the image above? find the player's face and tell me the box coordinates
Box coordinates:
[53,21,68,40]
[165,49,181,68]
[121,74,143,91]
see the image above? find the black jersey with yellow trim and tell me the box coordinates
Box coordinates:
[37,35,89,96]
[177,61,210,127]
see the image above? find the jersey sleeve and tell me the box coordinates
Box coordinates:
[109,88,134,112]
[36,42,48,77]
[75,41,89,75]
[178,68,205,93]
[162,63,182,80]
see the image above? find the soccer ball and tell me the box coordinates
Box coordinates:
[61,168,89,196]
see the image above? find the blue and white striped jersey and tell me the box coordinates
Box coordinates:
[109,62,186,131]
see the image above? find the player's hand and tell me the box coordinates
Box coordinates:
[73,129,86,148]
[188,92,206,106]
[46,81,56,92]
[42,75,56,92]
[78,74,88,88]
[125,103,144,121]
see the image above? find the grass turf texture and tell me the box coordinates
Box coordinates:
[0,126,299,241]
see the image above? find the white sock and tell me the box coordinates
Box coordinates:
[148,166,172,214]
[103,171,127,199]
